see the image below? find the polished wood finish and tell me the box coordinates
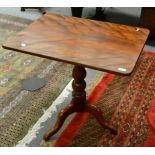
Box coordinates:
[3,13,149,141]
[44,66,117,141]
[140,7,155,37]
[3,13,149,75]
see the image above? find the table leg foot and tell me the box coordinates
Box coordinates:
[43,66,117,141]
[43,104,75,141]
[85,104,117,134]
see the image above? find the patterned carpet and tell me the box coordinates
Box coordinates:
[0,13,72,146]
[54,52,155,147]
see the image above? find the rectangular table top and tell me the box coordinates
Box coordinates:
[3,13,149,75]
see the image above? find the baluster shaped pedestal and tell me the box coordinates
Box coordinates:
[44,65,117,141]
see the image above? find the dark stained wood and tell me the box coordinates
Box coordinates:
[72,66,86,111]
[3,13,149,75]
[44,66,117,141]
[44,104,75,141]
[2,13,149,141]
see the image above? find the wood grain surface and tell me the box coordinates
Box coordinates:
[3,13,149,75]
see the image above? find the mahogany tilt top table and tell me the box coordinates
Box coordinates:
[3,13,149,141]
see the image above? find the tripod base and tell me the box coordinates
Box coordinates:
[44,102,117,141]
[43,66,117,141]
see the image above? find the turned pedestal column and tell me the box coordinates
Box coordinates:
[43,66,116,141]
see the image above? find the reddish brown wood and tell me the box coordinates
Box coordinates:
[44,66,117,141]
[72,66,87,111]
[84,104,117,134]
[3,13,149,75]
[2,13,149,141]
[44,104,75,141]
